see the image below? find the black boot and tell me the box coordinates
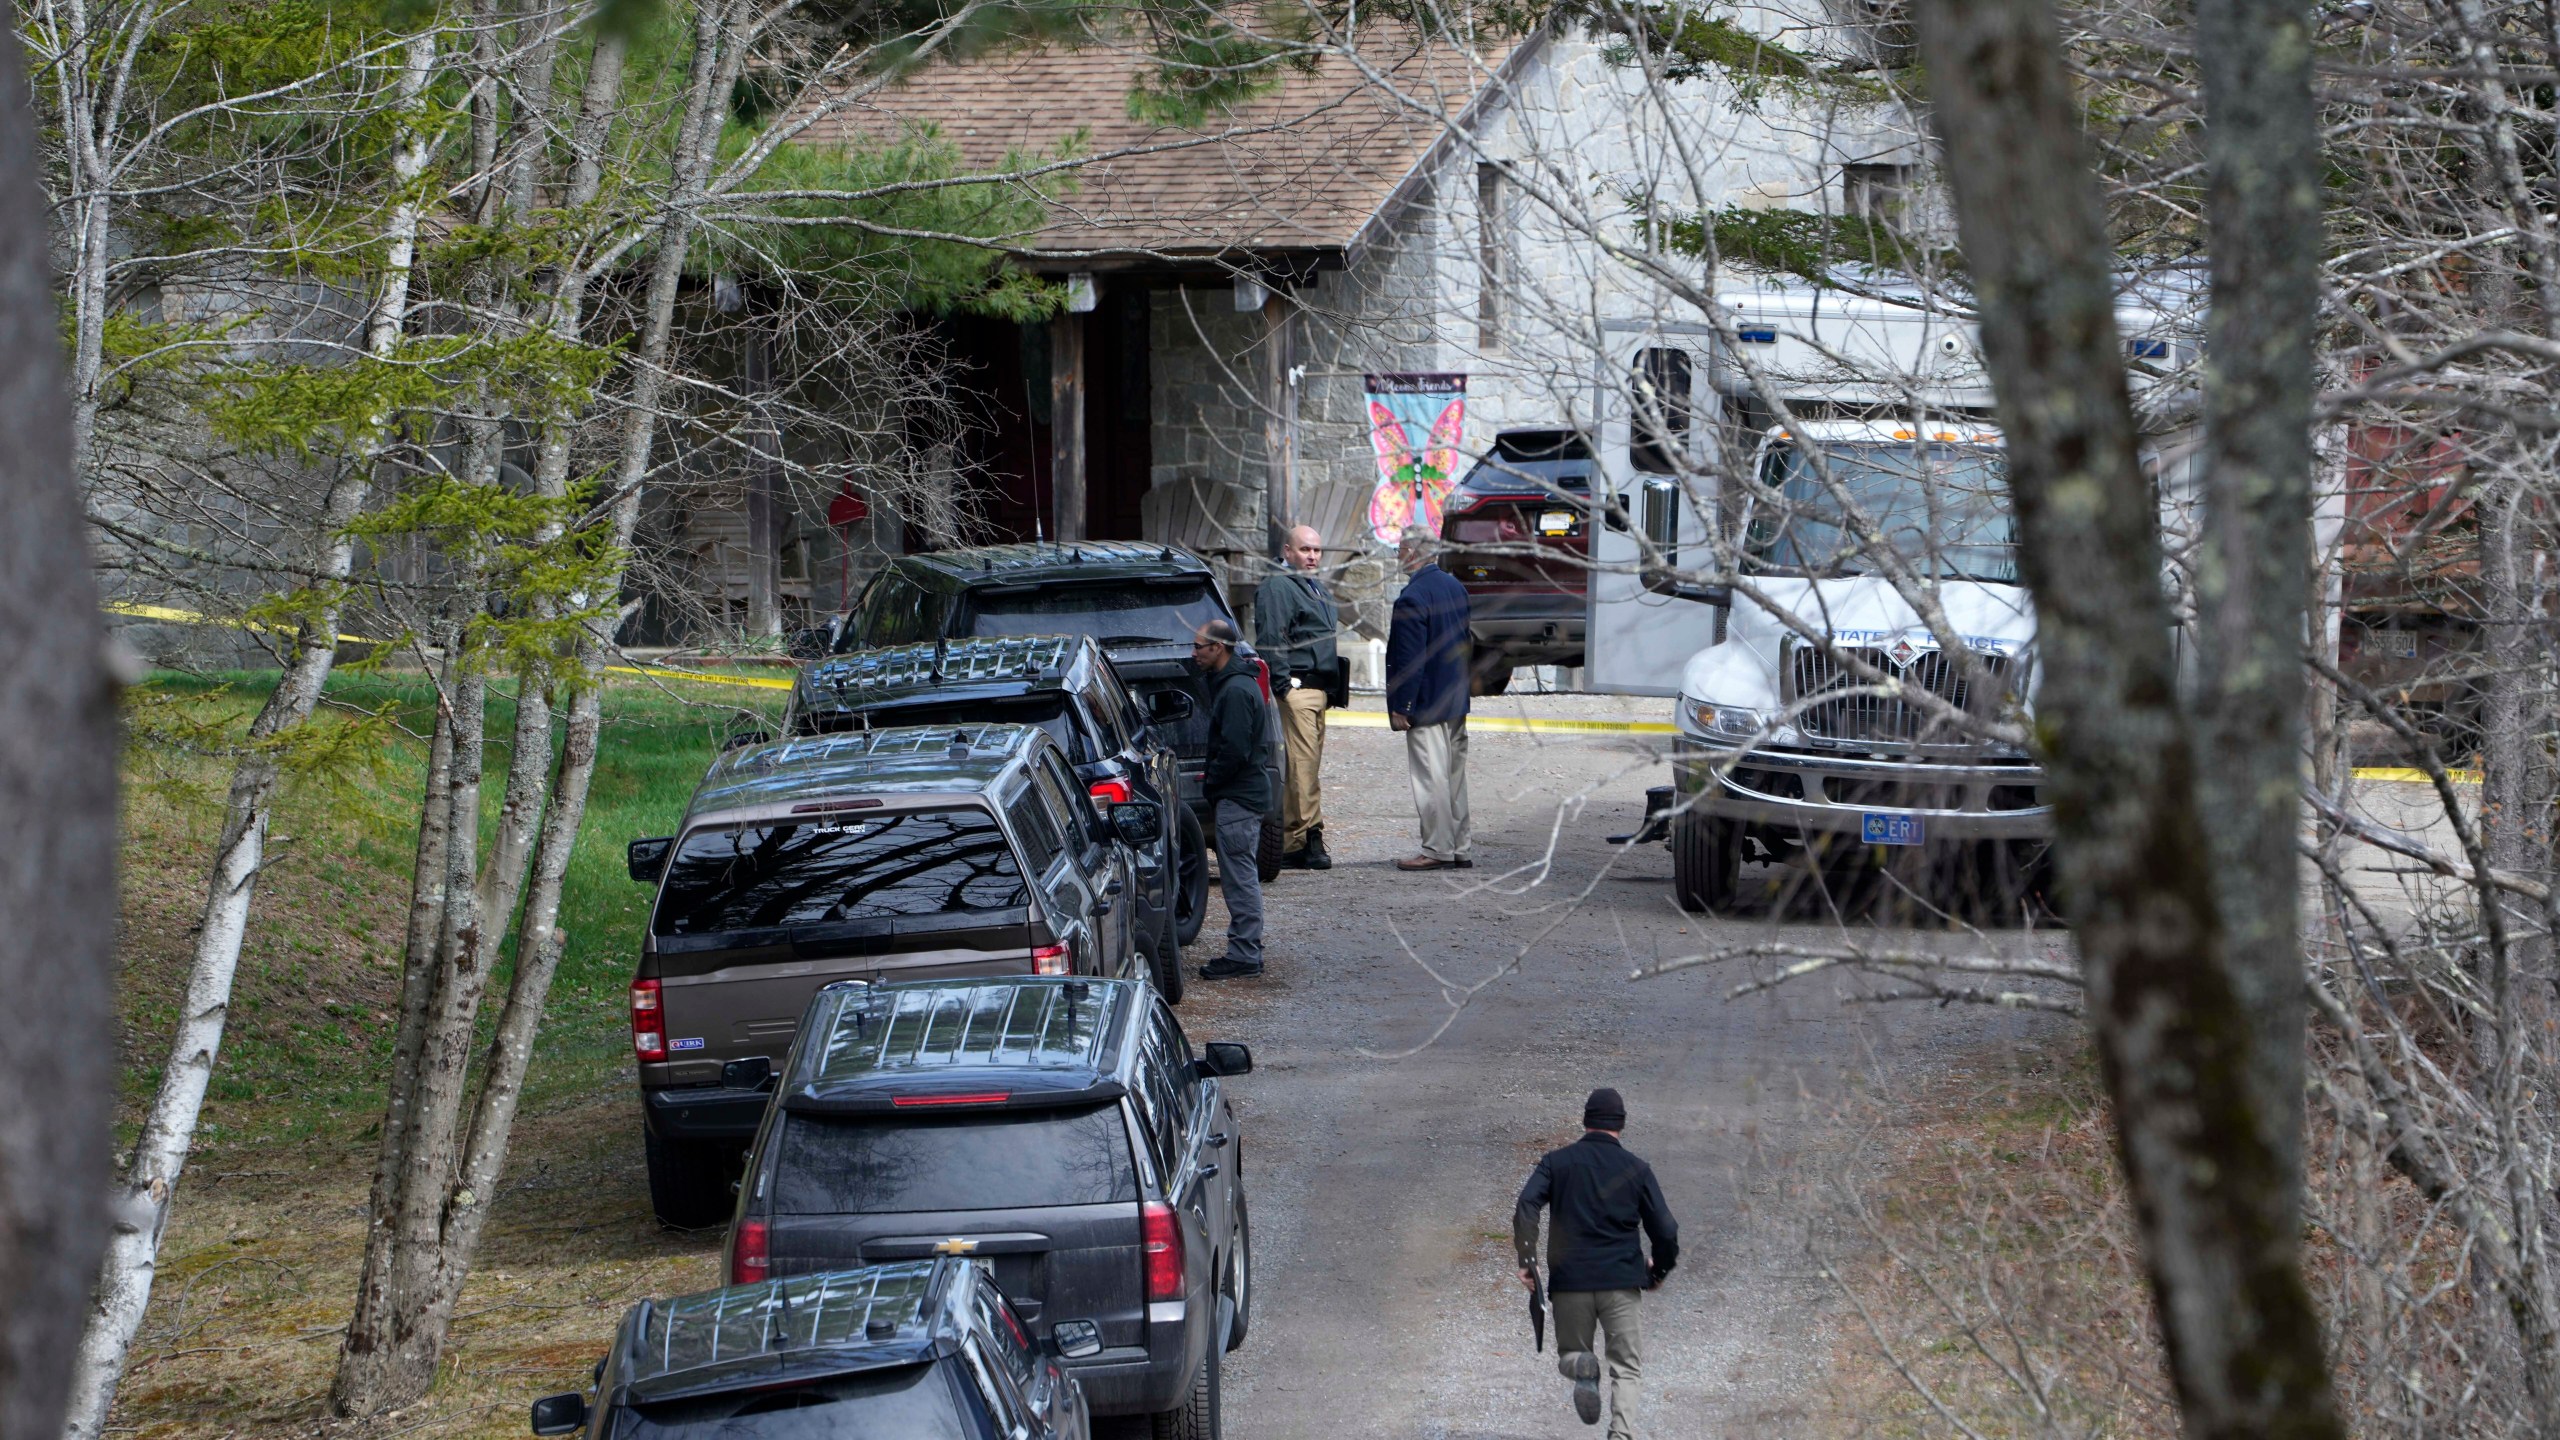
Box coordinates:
[1300,824,1333,871]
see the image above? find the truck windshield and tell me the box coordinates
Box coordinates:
[962,580,1227,647]
[654,809,1027,936]
[1748,442,2016,582]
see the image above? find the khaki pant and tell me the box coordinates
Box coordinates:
[1280,684,1327,850]
[1553,1288,1642,1440]
[1403,717,1471,861]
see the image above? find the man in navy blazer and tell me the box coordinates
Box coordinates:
[1386,527,1474,870]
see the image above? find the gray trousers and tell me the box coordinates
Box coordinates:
[1403,717,1471,860]
[1211,799,1264,968]
[1553,1289,1642,1440]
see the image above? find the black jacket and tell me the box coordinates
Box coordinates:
[1200,662,1272,814]
[1513,1132,1679,1293]
[1252,569,1339,688]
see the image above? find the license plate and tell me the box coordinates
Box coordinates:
[1537,510,1576,536]
[1861,812,1925,846]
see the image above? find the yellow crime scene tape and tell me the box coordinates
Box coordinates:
[102,601,2487,776]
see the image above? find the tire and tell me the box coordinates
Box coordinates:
[1256,813,1284,883]
[1173,806,1209,947]
[1470,653,1515,696]
[1223,1196,1252,1351]
[643,1123,736,1230]
[1149,1328,1222,1440]
[1670,811,1739,914]
[1152,912,1187,1004]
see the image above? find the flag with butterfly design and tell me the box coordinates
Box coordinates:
[1363,373,1466,544]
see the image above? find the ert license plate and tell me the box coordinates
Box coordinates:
[1537,510,1576,536]
[1861,812,1925,846]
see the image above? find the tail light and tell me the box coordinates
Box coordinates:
[630,978,665,1061]
[1250,657,1272,702]
[731,1219,768,1285]
[1141,1201,1184,1301]
[1089,778,1133,806]
[1032,942,1071,976]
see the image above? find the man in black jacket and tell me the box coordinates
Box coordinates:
[1514,1088,1678,1436]
[1192,620,1272,981]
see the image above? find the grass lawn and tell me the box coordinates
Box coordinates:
[111,668,783,1438]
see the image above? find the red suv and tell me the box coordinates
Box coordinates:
[1439,429,1596,694]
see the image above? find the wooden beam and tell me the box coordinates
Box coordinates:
[1050,313,1087,542]
[1262,295,1296,550]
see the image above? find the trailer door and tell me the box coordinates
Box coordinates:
[1585,327,1723,696]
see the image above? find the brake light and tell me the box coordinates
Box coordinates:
[892,1092,1012,1107]
[1250,657,1272,702]
[731,1219,768,1285]
[630,978,665,1061]
[1142,1201,1184,1301]
[1089,778,1133,806]
[1032,942,1071,976]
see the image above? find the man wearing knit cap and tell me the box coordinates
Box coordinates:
[1513,1087,1679,1436]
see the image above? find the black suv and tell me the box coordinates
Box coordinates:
[833,542,1286,881]
[726,976,1252,1438]
[625,725,1161,1227]
[786,636,1200,999]
[530,1259,1093,1440]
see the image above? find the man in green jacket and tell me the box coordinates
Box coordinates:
[1253,524,1339,870]
[1192,620,1272,981]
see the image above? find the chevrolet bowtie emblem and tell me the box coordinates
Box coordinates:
[932,1238,980,1255]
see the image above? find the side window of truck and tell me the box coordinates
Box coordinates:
[1032,751,1098,865]
[1631,347,1693,476]
[1004,781,1061,877]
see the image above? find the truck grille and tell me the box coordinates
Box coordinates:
[1788,646,2012,744]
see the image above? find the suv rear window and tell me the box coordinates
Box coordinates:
[655,809,1027,936]
[961,580,1226,647]
[773,1104,1137,1214]
[622,1364,969,1440]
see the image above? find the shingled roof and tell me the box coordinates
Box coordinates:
[795,27,1523,267]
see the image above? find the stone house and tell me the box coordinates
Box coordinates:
[786,8,1924,632]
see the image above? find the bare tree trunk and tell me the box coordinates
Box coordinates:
[0,13,114,1439]
[2188,0,2320,1197]
[1912,0,2344,1431]
[62,33,439,1436]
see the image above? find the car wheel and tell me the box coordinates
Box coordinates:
[1173,806,1208,947]
[1152,914,1187,1004]
[642,1123,736,1230]
[1256,813,1284,883]
[1149,1329,1222,1440]
[1223,1196,1251,1351]
[1670,810,1739,914]
[1470,654,1515,696]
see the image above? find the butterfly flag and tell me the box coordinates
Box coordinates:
[1363,373,1466,544]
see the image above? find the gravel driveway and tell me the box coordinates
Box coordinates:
[1147,697,2069,1440]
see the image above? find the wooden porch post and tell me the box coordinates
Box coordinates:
[1262,292,1296,550]
[1050,310,1087,542]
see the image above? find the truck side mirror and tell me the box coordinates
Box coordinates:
[1108,802,1162,848]
[530,1393,588,1436]
[627,837,672,883]
[1195,1041,1253,1078]
[1147,689,1196,725]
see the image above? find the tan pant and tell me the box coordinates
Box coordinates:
[1403,717,1471,861]
[1280,684,1327,850]
[1553,1289,1643,1440]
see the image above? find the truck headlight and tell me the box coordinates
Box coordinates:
[1682,699,1767,741]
